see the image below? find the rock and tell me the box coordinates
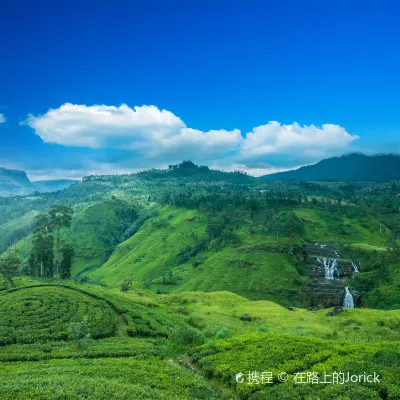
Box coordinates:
[326,306,347,316]
[308,280,346,308]
[306,242,361,307]
[286,307,295,311]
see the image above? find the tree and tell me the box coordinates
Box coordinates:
[0,248,20,287]
[29,228,54,278]
[59,243,75,279]
[267,212,305,239]
[29,213,54,278]
[49,205,73,278]
[120,277,133,292]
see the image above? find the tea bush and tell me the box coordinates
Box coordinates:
[189,332,400,399]
[0,286,117,344]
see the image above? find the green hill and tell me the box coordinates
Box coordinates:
[85,206,308,303]
[6,199,140,277]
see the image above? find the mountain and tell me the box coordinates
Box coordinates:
[135,160,255,184]
[0,167,35,197]
[261,153,400,182]
[32,179,78,193]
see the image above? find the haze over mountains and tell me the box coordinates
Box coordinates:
[0,168,35,197]
[0,168,77,197]
[261,153,400,182]
[1,153,400,197]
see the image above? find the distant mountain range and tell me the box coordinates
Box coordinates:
[32,179,79,193]
[0,168,35,197]
[261,153,400,182]
[0,167,77,197]
[1,153,400,196]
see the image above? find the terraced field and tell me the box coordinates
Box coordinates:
[0,286,117,344]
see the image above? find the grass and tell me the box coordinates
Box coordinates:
[87,206,207,287]
[168,247,307,303]
[167,291,400,342]
[0,210,37,253]
[293,208,390,246]
[86,206,309,304]
[350,243,387,252]
[5,280,400,344]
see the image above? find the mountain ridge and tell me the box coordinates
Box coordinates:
[261,153,400,182]
[0,167,35,197]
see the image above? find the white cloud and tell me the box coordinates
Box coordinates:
[23,103,186,149]
[22,103,359,176]
[0,113,6,123]
[241,121,359,157]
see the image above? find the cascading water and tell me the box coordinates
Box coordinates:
[351,261,360,274]
[343,287,355,308]
[318,257,340,280]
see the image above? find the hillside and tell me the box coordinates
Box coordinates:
[86,206,308,303]
[262,153,400,182]
[0,167,35,197]
[6,199,140,277]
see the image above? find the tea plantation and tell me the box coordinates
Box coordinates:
[0,286,117,344]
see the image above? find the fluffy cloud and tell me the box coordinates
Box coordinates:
[242,121,358,157]
[0,113,6,123]
[23,104,185,149]
[22,103,359,176]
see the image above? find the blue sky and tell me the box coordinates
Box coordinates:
[1,0,399,180]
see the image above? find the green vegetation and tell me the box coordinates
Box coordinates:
[0,160,400,398]
[190,332,400,399]
[0,357,217,400]
[0,286,117,344]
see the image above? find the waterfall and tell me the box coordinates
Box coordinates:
[321,258,340,280]
[351,261,360,274]
[343,287,355,308]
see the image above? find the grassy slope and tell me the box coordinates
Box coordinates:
[169,248,305,303]
[88,206,207,287]
[7,199,136,277]
[293,207,390,246]
[87,206,307,303]
[168,291,400,342]
[0,210,38,253]
[66,199,134,277]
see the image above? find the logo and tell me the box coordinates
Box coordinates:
[235,372,244,383]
